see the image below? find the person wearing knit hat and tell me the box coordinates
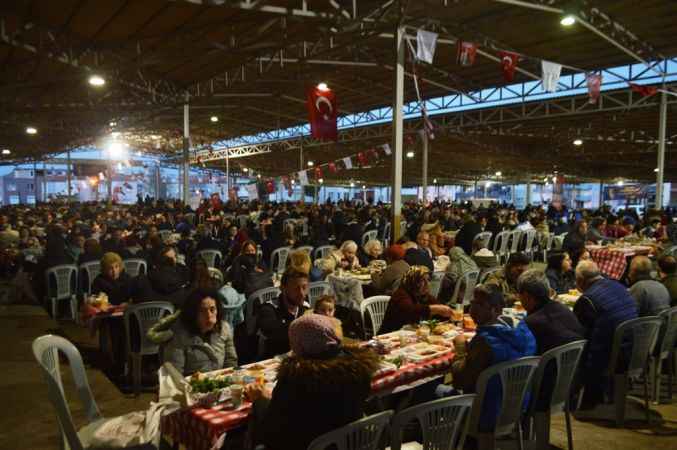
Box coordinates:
[245,313,379,450]
[371,244,410,295]
[378,265,454,334]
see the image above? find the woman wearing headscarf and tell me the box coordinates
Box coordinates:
[437,247,480,303]
[245,313,379,450]
[379,266,454,334]
[370,244,410,295]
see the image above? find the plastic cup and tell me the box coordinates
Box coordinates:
[398,330,408,347]
[230,385,243,408]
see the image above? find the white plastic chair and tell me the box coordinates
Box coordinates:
[523,230,538,260]
[208,267,224,286]
[46,264,79,321]
[308,281,333,308]
[466,356,541,450]
[360,295,390,338]
[124,302,174,395]
[313,245,337,261]
[361,230,378,247]
[270,246,292,275]
[307,410,393,450]
[390,394,476,450]
[236,214,249,229]
[222,297,247,331]
[650,307,677,403]
[296,245,314,256]
[184,213,196,225]
[383,222,392,245]
[32,335,102,450]
[552,235,564,251]
[474,231,493,250]
[541,233,555,261]
[79,261,101,296]
[196,249,222,268]
[509,230,522,255]
[492,230,511,264]
[528,340,587,450]
[450,270,480,306]
[328,274,364,311]
[429,271,446,299]
[479,267,502,285]
[123,258,147,278]
[608,316,662,426]
[245,287,281,336]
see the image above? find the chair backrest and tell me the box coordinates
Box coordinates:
[543,233,555,252]
[208,267,224,286]
[658,307,677,359]
[468,356,541,437]
[184,213,196,225]
[123,258,147,278]
[296,245,314,256]
[307,410,394,450]
[222,297,247,331]
[78,261,100,296]
[523,230,538,254]
[32,335,102,450]
[361,230,378,247]
[196,249,222,268]
[429,271,446,298]
[236,214,249,228]
[124,302,175,357]
[360,295,391,337]
[530,340,587,415]
[479,267,502,285]
[313,245,337,261]
[474,231,492,250]
[328,275,364,311]
[271,246,292,275]
[47,264,78,300]
[509,230,522,254]
[283,218,296,232]
[383,222,392,244]
[663,245,677,258]
[256,244,263,263]
[493,230,511,256]
[308,281,333,308]
[246,287,281,336]
[451,270,480,305]
[158,229,172,242]
[390,395,476,450]
[609,316,662,378]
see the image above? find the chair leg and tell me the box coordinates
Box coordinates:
[517,422,525,450]
[564,408,574,450]
[643,371,650,425]
[614,374,627,427]
[669,354,674,401]
[476,433,494,450]
[134,354,142,396]
[653,358,663,404]
[533,411,550,450]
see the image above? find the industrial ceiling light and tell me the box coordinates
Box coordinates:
[26,126,37,135]
[109,121,117,127]
[318,178,324,184]
[243,167,249,173]
[433,178,438,184]
[617,180,624,186]
[257,174,262,179]
[654,168,660,172]
[560,15,576,26]
[307,161,314,167]
[88,74,106,87]
[291,179,295,185]
[573,138,583,146]
[495,171,502,177]
[210,116,219,123]
[1,149,10,155]
[406,151,415,158]
[350,182,355,187]
[362,185,366,189]
[108,141,126,158]
[317,82,329,91]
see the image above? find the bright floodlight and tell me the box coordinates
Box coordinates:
[26,126,37,135]
[307,161,314,167]
[210,116,219,123]
[406,151,415,158]
[573,139,583,146]
[654,168,660,173]
[1,149,10,155]
[350,182,355,187]
[88,74,106,86]
[257,174,262,179]
[617,180,624,186]
[433,178,438,184]
[318,178,324,184]
[495,171,502,177]
[243,167,249,173]
[362,185,366,189]
[317,82,329,91]
[560,15,576,26]
[109,121,117,127]
[108,141,126,158]
[291,179,295,185]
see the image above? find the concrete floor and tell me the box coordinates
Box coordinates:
[1,303,676,450]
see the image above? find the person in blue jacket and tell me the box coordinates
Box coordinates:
[443,284,536,431]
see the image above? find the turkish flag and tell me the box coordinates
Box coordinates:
[629,82,658,97]
[266,179,275,194]
[314,167,323,180]
[357,152,368,166]
[328,162,338,173]
[499,51,520,82]
[306,86,338,140]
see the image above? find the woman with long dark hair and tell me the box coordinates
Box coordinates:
[545,252,576,295]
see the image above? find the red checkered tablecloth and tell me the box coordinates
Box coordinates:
[587,245,651,280]
[161,350,455,450]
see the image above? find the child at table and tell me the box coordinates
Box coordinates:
[313,295,335,317]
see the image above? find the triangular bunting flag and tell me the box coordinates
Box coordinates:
[498,51,520,82]
[629,82,658,97]
[382,143,392,155]
[586,73,602,104]
[342,157,353,170]
[298,170,309,186]
[416,29,438,64]
[541,60,562,93]
[328,161,338,173]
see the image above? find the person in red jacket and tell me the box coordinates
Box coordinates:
[379,265,454,334]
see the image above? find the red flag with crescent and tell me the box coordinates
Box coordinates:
[328,162,338,173]
[498,51,520,82]
[266,179,275,194]
[306,86,338,141]
[314,166,323,180]
[357,152,368,166]
[629,82,658,97]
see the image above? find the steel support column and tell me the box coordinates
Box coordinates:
[390,24,405,243]
[421,130,428,204]
[656,91,667,209]
[183,95,190,205]
[526,179,532,205]
[66,149,72,202]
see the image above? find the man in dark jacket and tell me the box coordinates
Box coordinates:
[257,269,309,358]
[573,260,637,408]
[454,213,485,256]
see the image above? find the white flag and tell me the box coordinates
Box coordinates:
[298,170,309,186]
[382,143,392,155]
[416,29,438,64]
[245,184,258,200]
[541,60,562,93]
[343,157,353,169]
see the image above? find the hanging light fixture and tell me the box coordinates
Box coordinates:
[88,74,106,86]
[560,15,576,26]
